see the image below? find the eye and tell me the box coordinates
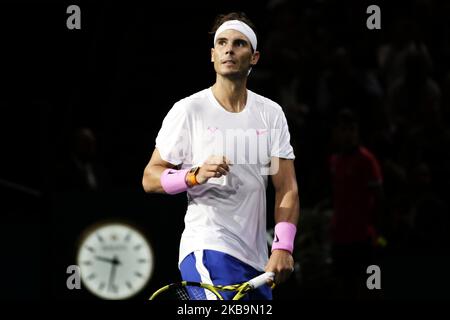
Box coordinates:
[236,40,247,47]
[217,40,226,46]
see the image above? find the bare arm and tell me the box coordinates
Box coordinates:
[142,148,177,193]
[265,158,300,284]
[271,158,300,225]
[142,150,231,193]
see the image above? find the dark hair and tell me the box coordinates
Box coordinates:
[336,108,359,127]
[210,12,258,39]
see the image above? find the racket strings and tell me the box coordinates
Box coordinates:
[179,285,219,300]
[174,286,191,300]
[152,281,256,300]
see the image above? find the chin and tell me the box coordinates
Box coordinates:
[220,69,246,79]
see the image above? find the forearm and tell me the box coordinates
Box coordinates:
[142,165,172,193]
[267,186,299,283]
[274,187,300,226]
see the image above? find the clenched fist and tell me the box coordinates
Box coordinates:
[195,155,231,184]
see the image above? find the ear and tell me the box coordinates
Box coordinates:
[250,51,260,66]
[211,48,215,62]
[250,51,259,66]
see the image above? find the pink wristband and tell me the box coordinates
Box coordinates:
[271,222,297,254]
[160,168,189,194]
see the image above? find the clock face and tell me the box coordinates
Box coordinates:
[77,222,154,300]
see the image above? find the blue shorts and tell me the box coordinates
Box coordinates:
[179,250,272,300]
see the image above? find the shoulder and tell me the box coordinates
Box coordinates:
[250,90,285,115]
[358,147,381,166]
[359,146,377,160]
[172,88,209,114]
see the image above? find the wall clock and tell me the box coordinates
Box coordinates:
[77,221,154,299]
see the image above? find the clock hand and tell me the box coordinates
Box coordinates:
[108,255,119,293]
[95,255,115,264]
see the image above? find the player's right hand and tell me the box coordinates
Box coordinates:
[196,155,231,184]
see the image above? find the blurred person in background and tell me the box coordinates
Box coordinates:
[55,127,109,192]
[329,109,384,299]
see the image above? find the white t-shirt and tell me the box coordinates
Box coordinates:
[155,88,295,271]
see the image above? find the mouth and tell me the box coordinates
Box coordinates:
[222,60,236,65]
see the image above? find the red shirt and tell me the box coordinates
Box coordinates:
[329,146,382,244]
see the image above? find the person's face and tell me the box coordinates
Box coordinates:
[211,29,259,78]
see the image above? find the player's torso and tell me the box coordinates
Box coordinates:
[182,90,275,192]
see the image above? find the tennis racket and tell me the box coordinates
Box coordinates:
[149,271,275,300]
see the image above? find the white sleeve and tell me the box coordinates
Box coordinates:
[155,102,190,166]
[271,109,295,159]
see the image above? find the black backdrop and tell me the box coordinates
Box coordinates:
[2,0,450,302]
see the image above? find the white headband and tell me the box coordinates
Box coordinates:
[214,20,257,51]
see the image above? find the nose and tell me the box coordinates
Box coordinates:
[224,42,234,55]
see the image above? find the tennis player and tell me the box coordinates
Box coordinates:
[142,12,299,300]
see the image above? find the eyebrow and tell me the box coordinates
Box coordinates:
[215,37,249,44]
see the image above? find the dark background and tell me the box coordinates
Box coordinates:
[1,0,450,301]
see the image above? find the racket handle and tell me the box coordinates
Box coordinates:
[248,272,275,289]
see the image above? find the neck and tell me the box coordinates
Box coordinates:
[212,75,248,113]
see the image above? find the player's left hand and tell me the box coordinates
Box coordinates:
[265,249,294,285]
